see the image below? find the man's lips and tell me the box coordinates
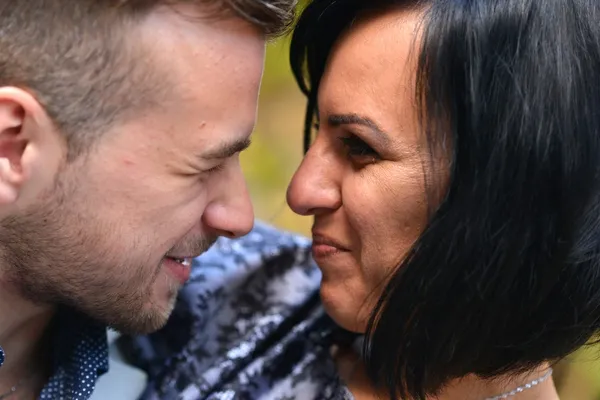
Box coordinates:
[163,256,193,284]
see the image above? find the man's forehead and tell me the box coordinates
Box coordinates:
[140,3,266,56]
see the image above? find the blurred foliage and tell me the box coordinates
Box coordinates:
[243,33,600,400]
[241,37,311,235]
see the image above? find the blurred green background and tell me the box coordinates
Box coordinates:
[242,32,600,400]
[240,38,309,236]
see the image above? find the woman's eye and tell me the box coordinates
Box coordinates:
[338,135,380,165]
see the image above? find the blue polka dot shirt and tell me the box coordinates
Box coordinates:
[38,308,109,400]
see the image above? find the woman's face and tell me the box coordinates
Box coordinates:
[287,8,430,333]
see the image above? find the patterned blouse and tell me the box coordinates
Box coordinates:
[119,222,357,400]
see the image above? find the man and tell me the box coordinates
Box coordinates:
[0,1,296,398]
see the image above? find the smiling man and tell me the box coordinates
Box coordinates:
[0,1,295,399]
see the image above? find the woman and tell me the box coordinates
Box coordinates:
[287,0,600,399]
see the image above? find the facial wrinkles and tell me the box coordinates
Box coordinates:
[307,12,428,332]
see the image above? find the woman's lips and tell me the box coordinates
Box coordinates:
[311,233,350,258]
[312,243,345,258]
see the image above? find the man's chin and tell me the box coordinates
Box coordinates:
[106,311,170,335]
[101,296,177,335]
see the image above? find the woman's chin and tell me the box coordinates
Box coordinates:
[319,283,368,333]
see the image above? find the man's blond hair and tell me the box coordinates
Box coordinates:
[0,0,295,157]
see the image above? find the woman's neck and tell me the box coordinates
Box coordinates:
[333,345,559,400]
[438,365,558,400]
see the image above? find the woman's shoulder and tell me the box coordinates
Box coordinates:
[121,222,352,399]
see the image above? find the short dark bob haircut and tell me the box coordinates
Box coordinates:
[290,0,600,399]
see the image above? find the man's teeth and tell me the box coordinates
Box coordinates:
[170,257,192,267]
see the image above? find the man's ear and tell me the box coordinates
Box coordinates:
[0,87,63,206]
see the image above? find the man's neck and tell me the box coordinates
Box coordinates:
[0,282,55,397]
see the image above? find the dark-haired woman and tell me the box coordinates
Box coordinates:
[286,0,600,399]
[124,1,600,399]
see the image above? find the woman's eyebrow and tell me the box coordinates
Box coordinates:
[328,113,390,144]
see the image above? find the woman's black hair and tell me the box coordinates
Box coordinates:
[290,0,600,398]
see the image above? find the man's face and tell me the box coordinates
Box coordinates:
[0,6,261,333]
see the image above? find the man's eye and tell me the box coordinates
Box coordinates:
[205,164,225,174]
[338,135,380,165]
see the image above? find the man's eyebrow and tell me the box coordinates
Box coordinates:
[327,113,390,143]
[203,137,252,160]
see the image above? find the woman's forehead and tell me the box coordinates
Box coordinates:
[317,8,423,139]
